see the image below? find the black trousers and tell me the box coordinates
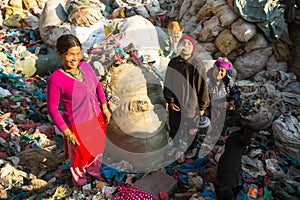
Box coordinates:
[168,109,197,147]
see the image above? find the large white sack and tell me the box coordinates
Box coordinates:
[71,21,106,53]
[105,63,168,172]
[199,16,224,42]
[41,23,71,47]
[273,113,300,162]
[231,18,257,42]
[234,47,273,79]
[245,32,269,52]
[189,0,206,16]
[39,0,68,29]
[39,0,70,46]
[213,3,239,27]
[197,0,214,21]
[179,0,193,19]
[117,15,161,72]
[266,55,288,73]
[117,15,160,50]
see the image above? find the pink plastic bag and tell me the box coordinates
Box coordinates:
[113,185,158,200]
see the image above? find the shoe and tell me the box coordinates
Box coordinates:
[185,148,198,159]
[175,149,185,164]
[188,175,203,188]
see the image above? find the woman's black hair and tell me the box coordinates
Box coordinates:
[56,34,82,54]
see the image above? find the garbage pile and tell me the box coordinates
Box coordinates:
[0,0,300,199]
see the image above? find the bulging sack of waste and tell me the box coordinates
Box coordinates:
[272,113,300,162]
[104,63,168,172]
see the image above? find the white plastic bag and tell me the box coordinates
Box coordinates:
[245,32,269,52]
[273,113,300,162]
[231,18,257,42]
[213,3,239,27]
[234,47,273,79]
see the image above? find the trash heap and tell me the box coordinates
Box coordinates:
[0,0,300,199]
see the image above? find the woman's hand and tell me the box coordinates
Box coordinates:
[169,102,180,111]
[67,133,80,146]
[103,109,111,123]
[63,129,80,146]
[102,104,111,123]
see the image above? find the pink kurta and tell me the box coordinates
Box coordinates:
[47,62,107,186]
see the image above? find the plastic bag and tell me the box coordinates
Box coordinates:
[3,6,24,27]
[231,18,257,42]
[23,0,38,10]
[113,185,157,200]
[197,0,214,21]
[68,6,102,27]
[9,0,23,8]
[215,29,240,55]
[272,113,300,162]
[199,16,224,42]
[39,0,67,29]
[105,62,168,172]
[245,32,269,52]
[213,3,239,27]
[234,47,273,79]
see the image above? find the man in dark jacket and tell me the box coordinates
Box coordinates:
[163,35,210,150]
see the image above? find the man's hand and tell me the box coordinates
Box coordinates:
[169,102,180,111]
[199,110,205,116]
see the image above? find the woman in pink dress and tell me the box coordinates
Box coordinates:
[47,34,111,187]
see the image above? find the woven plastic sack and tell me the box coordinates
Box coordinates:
[146,0,160,17]
[40,23,71,47]
[3,6,24,27]
[199,16,224,42]
[213,3,239,27]
[245,32,269,53]
[71,21,106,53]
[197,0,214,21]
[105,63,168,172]
[234,47,273,79]
[116,15,161,71]
[215,29,241,55]
[9,0,23,8]
[68,6,102,27]
[23,0,38,10]
[272,113,300,162]
[67,0,101,12]
[231,18,257,42]
[39,0,68,30]
[271,30,293,63]
[241,109,273,131]
[189,0,206,16]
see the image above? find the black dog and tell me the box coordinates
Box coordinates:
[213,126,254,200]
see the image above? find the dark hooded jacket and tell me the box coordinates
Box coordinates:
[163,56,210,118]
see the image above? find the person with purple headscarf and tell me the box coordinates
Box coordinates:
[206,58,241,126]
